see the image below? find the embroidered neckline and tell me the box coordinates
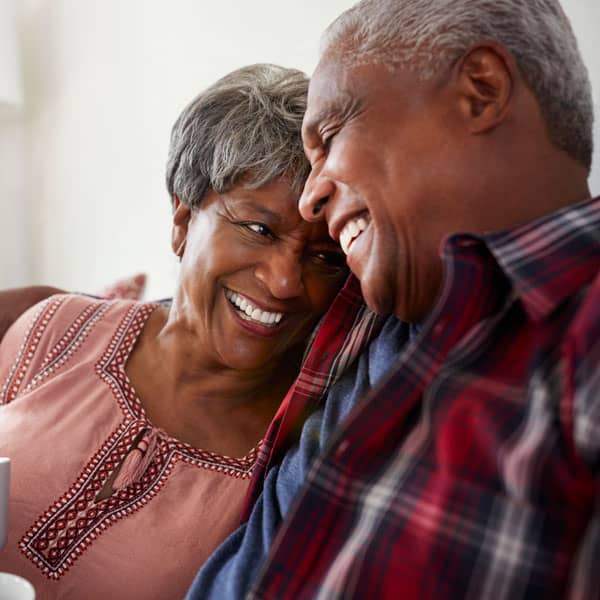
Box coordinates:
[95,301,262,469]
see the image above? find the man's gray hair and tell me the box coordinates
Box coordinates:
[166,64,310,209]
[322,0,594,171]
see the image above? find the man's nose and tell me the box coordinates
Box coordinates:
[299,168,334,222]
[254,249,304,300]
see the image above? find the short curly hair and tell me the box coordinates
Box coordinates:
[165,64,310,210]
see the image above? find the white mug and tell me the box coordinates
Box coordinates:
[0,457,10,550]
[0,573,35,600]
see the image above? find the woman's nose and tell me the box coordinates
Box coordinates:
[254,250,304,300]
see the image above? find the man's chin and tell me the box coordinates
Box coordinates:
[359,275,396,316]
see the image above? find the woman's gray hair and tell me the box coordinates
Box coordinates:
[166,64,310,209]
[322,0,594,171]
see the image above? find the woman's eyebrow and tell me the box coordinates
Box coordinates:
[228,199,283,225]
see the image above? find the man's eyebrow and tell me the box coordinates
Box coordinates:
[303,93,361,141]
[303,108,335,140]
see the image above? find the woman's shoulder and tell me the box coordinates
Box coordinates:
[0,294,154,404]
[4,293,136,337]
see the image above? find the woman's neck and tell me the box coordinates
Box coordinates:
[125,303,303,456]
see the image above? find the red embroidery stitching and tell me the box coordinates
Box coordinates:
[20,302,259,580]
[0,297,63,405]
[25,302,109,395]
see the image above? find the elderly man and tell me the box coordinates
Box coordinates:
[188,0,599,598]
[2,1,598,598]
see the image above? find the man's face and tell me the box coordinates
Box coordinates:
[299,54,475,322]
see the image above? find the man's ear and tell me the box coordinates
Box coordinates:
[454,43,514,134]
[171,195,191,258]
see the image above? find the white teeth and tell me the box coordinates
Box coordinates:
[339,214,370,255]
[340,229,352,256]
[225,290,284,327]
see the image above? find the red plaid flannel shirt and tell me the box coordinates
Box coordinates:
[242,274,385,519]
[247,196,600,599]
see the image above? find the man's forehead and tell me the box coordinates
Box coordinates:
[304,55,433,140]
[303,102,345,137]
[303,60,360,137]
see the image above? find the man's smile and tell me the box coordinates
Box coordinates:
[335,211,371,256]
[339,212,371,255]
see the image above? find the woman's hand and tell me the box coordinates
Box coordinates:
[0,286,64,342]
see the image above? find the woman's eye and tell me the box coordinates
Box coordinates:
[243,222,274,238]
[311,251,347,271]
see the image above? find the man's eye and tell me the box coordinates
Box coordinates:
[321,133,334,152]
[243,222,274,238]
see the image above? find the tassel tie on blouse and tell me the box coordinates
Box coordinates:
[113,427,165,490]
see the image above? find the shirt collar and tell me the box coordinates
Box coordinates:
[453,196,600,322]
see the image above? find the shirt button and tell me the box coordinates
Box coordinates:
[433,320,446,336]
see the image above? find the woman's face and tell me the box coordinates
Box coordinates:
[172,179,348,372]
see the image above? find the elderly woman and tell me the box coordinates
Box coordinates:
[0,64,347,599]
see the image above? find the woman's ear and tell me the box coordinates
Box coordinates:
[171,195,191,259]
[454,42,514,134]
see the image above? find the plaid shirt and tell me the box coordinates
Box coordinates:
[242,274,386,520]
[247,196,600,600]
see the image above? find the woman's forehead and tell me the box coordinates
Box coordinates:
[218,181,300,216]
[216,183,335,243]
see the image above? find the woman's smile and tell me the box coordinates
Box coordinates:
[169,179,347,372]
[224,288,288,337]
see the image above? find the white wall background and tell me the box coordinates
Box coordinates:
[1,0,599,297]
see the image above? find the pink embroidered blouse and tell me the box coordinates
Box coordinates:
[0,295,259,599]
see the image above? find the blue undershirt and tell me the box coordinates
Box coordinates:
[186,316,413,599]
